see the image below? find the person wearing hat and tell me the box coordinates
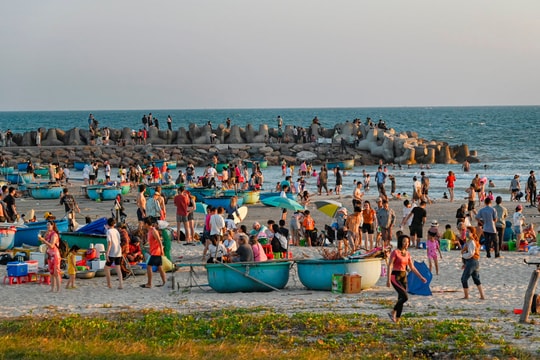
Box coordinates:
[527,170,537,207]
[426,222,442,275]
[475,197,499,258]
[145,190,163,222]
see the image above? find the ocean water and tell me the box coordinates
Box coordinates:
[1,106,539,201]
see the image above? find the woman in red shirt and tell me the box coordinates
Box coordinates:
[445,171,456,202]
[387,234,427,323]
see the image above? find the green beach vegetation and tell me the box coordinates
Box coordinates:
[0,308,535,359]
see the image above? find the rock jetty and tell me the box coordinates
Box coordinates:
[0,122,479,167]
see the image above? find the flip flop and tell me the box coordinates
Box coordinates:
[156,283,164,287]
[387,312,396,323]
[140,284,151,288]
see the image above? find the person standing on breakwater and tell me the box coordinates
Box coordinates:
[167,115,173,131]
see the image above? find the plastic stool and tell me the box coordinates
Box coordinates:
[39,274,51,285]
[3,275,28,285]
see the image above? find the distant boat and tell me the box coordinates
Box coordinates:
[206,261,292,293]
[0,166,15,175]
[241,190,260,204]
[214,163,228,172]
[145,183,179,201]
[12,219,69,247]
[73,161,90,171]
[6,173,34,185]
[326,159,354,170]
[86,184,125,201]
[165,161,177,170]
[296,257,382,291]
[17,162,28,172]
[60,232,107,249]
[203,195,244,209]
[259,191,294,201]
[27,183,64,199]
[0,225,16,250]
[33,167,49,177]
[188,186,220,202]
[244,159,267,169]
[222,190,260,205]
[60,217,107,249]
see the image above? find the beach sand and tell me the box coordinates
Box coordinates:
[2,183,540,352]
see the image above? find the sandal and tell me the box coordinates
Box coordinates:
[140,284,151,288]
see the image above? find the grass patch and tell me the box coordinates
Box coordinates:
[0,309,536,359]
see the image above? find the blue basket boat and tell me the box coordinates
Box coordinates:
[206,261,292,293]
[296,257,382,291]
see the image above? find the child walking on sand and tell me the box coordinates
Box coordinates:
[426,226,443,275]
[66,245,80,289]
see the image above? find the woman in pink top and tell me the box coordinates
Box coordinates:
[38,221,62,292]
[250,237,267,262]
[387,234,426,323]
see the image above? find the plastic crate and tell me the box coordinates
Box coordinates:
[25,260,38,273]
[7,262,28,277]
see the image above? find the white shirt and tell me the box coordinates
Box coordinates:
[107,228,122,257]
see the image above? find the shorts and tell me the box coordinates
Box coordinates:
[176,214,189,223]
[137,208,144,221]
[514,225,522,235]
[147,255,163,267]
[467,200,475,211]
[187,212,194,221]
[89,175,96,181]
[106,257,122,266]
[362,223,374,234]
[409,224,423,238]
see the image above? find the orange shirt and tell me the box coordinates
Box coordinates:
[362,209,375,224]
[148,228,163,256]
[303,216,315,231]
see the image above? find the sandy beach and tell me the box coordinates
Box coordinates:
[1,181,539,353]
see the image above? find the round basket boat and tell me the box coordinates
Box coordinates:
[76,271,96,279]
[95,269,106,277]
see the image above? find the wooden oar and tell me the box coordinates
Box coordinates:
[217,261,283,292]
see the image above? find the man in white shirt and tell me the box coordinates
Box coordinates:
[104,217,123,289]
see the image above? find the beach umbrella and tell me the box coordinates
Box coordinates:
[261,196,305,211]
[194,202,208,214]
[313,200,343,218]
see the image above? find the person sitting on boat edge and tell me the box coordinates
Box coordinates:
[231,234,254,262]
[250,236,268,262]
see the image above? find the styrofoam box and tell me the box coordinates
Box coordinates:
[90,260,106,271]
[25,260,38,273]
[30,252,46,268]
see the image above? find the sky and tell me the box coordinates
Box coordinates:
[1,1,539,111]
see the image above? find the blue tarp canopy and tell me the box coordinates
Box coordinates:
[76,217,107,235]
[407,260,433,296]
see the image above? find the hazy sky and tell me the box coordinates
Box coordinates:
[1,1,539,111]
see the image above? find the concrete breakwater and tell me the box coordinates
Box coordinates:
[1,122,478,167]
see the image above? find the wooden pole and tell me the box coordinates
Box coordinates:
[519,269,539,324]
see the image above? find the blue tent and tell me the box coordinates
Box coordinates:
[407,260,433,296]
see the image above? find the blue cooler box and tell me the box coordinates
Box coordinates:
[7,262,28,277]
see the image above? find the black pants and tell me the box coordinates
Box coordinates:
[390,270,408,319]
